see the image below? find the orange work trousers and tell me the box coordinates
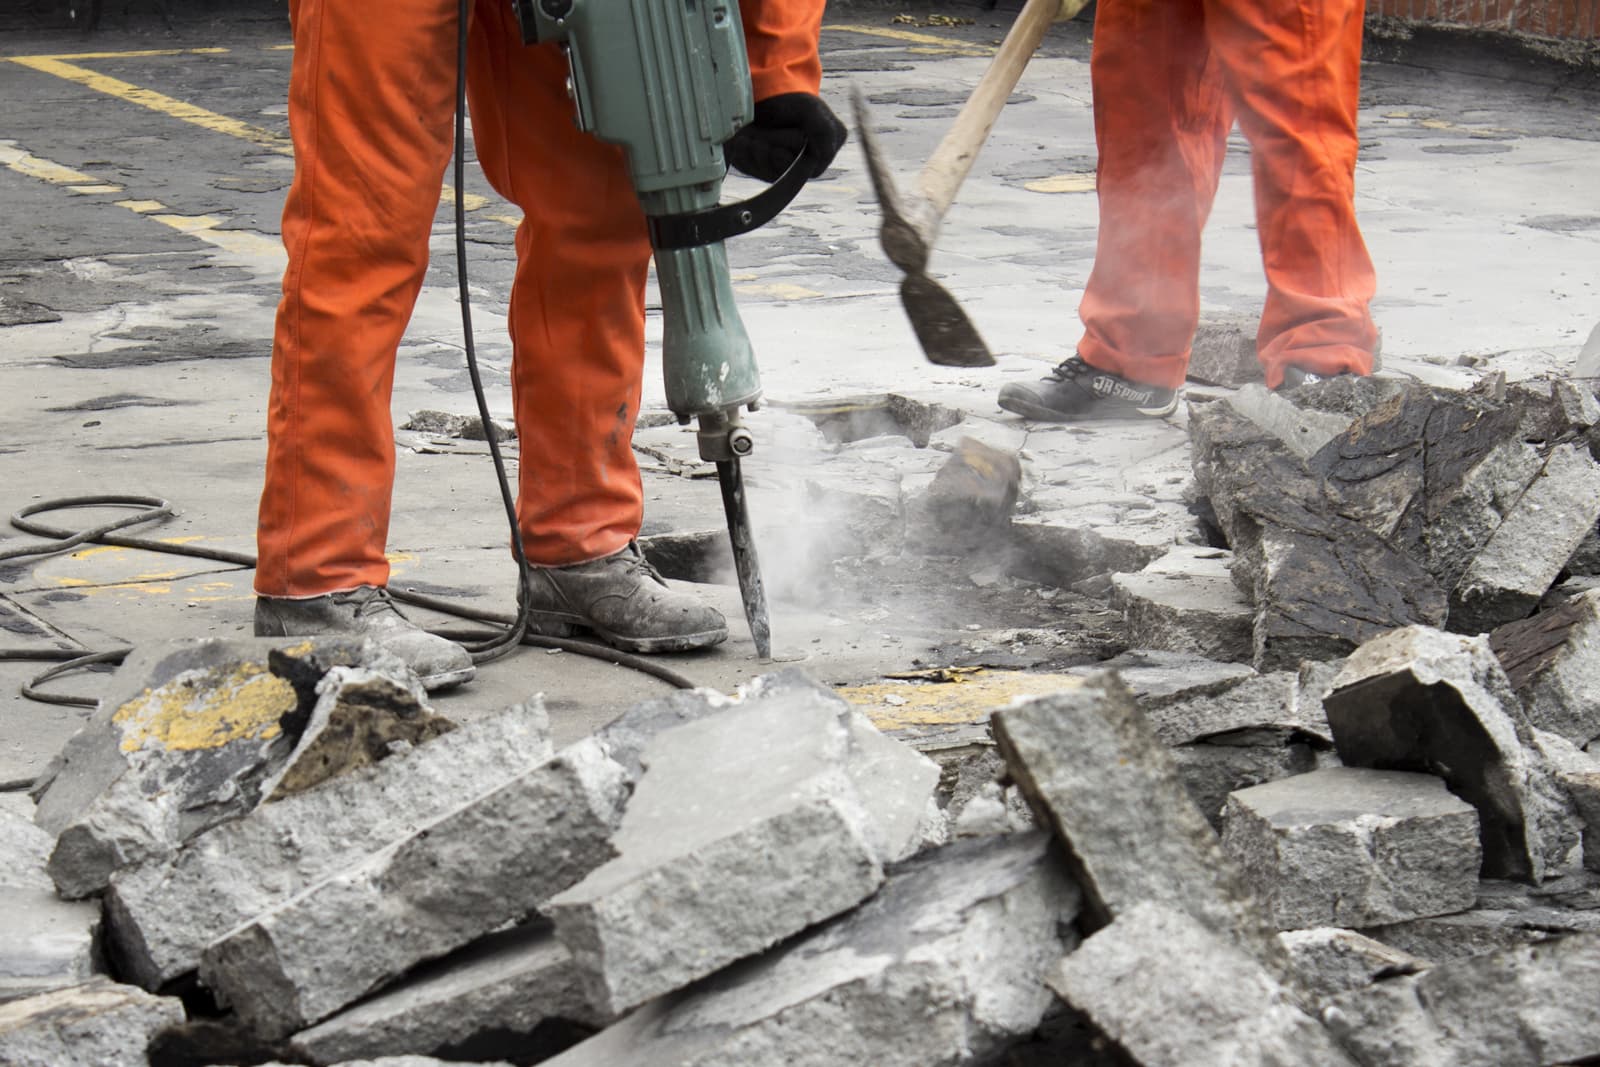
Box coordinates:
[1076,0,1379,391]
[256,0,822,598]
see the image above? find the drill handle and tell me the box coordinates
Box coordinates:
[646,144,817,251]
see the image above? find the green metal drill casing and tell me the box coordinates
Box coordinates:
[527,0,761,421]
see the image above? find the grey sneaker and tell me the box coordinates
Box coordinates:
[525,542,728,653]
[254,586,475,692]
[998,355,1179,422]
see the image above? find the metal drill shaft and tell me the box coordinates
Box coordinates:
[716,457,771,659]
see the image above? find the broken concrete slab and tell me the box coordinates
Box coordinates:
[1048,902,1358,1067]
[546,675,937,1018]
[1110,545,1255,663]
[1137,663,1333,747]
[1360,871,1600,963]
[1418,439,1545,594]
[198,736,627,1040]
[1452,442,1600,633]
[1225,385,1356,461]
[991,672,1282,968]
[1007,514,1174,589]
[1321,932,1600,1067]
[0,978,184,1067]
[288,921,597,1066]
[1491,588,1600,748]
[1066,648,1257,705]
[1528,730,1600,873]
[262,665,454,800]
[541,832,1081,1067]
[1173,736,1328,830]
[105,701,552,991]
[0,807,101,1002]
[1222,767,1481,929]
[1278,927,1428,1004]
[1326,626,1582,883]
[905,436,1022,554]
[32,637,435,900]
[1184,314,1262,388]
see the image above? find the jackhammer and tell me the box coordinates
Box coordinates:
[508,0,826,660]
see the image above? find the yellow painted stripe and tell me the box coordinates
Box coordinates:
[68,183,125,194]
[823,23,993,54]
[0,141,99,184]
[116,198,167,213]
[9,55,293,153]
[440,186,491,212]
[8,47,229,61]
[150,213,285,258]
[1025,172,1096,194]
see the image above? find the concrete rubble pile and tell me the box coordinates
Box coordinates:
[5,605,1600,1067]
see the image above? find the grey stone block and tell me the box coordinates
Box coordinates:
[1321,933,1600,1067]
[106,702,552,990]
[33,637,438,900]
[542,833,1081,1067]
[1225,385,1356,460]
[1008,514,1173,588]
[1222,767,1481,929]
[548,674,937,1017]
[1492,588,1600,748]
[1173,732,1324,830]
[1528,730,1600,873]
[0,978,184,1067]
[1140,667,1332,747]
[1278,927,1427,1004]
[1326,626,1582,884]
[288,922,596,1065]
[1110,545,1255,663]
[1453,443,1600,633]
[199,736,628,1040]
[0,808,101,1002]
[1421,439,1544,592]
[1361,872,1600,963]
[1184,315,1262,388]
[1048,902,1358,1067]
[992,673,1282,970]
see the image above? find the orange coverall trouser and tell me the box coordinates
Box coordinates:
[1076,0,1379,392]
[256,0,821,598]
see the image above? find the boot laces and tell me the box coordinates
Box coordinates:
[332,586,401,620]
[1047,356,1094,383]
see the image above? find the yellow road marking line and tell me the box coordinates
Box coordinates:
[68,183,125,194]
[823,23,993,55]
[150,213,286,258]
[9,53,499,220]
[10,55,294,152]
[10,47,230,61]
[116,198,167,212]
[0,140,100,184]
[1025,172,1095,193]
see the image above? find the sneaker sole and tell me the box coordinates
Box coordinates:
[997,391,1180,422]
[525,612,729,654]
[417,664,476,693]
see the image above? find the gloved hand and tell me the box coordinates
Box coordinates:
[724,92,848,182]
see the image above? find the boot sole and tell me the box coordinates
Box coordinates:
[525,613,729,654]
[417,664,476,693]
[997,390,1179,422]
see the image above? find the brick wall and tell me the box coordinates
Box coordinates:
[1371,0,1600,39]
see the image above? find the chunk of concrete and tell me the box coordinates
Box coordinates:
[1048,902,1358,1067]
[1222,767,1481,929]
[992,672,1282,968]
[1420,439,1545,592]
[1226,385,1356,460]
[541,833,1081,1067]
[1360,872,1600,963]
[1184,315,1262,388]
[32,637,437,899]
[1326,626,1582,883]
[1453,442,1600,633]
[1528,730,1600,873]
[1491,588,1600,748]
[288,922,597,1066]
[1139,667,1332,747]
[106,701,552,990]
[0,979,184,1067]
[1278,928,1428,1003]
[199,736,628,1040]
[1110,545,1255,662]
[1008,514,1173,588]
[1321,933,1600,1067]
[906,436,1022,554]
[0,808,102,1002]
[547,675,938,1017]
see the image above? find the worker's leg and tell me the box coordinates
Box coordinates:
[1076,0,1233,391]
[256,0,458,596]
[464,1,726,652]
[1205,0,1378,387]
[254,0,475,691]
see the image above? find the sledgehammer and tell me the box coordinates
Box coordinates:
[853,0,1089,367]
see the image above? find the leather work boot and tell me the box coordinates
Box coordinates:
[525,542,728,653]
[998,355,1180,422]
[254,586,475,693]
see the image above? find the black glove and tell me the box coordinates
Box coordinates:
[724,92,848,182]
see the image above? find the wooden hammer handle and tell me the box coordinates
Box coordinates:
[914,0,1090,221]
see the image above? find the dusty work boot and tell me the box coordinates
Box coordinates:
[997,355,1180,422]
[254,586,475,693]
[525,542,728,653]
